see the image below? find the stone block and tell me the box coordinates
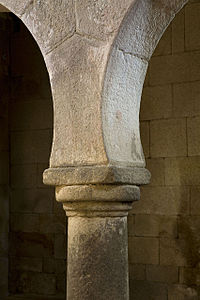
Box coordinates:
[53,200,66,217]
[9,271,56,295]
[129,237,159,264]
[172,9,185,53]
[168,284,198,300]
[10,188,54,214]
[177,216,200,266]
[146,158,165,186]
[0,151,9,184]
[129,264,146,281]
[54,234,66,259]
[187,117,200,156]
[185,3,200,51]
[153,24,172,56]
[11,164,37,189]
[10,101,53,131]
[56,273,66,295]
[11,129,52,164]
[39,214,66,234]
[37,163,50,188]
[22,0,75,53]
[146,265,178,283]
[135,215,177,238]
[149,52,200,86]
[130,280,168,300]
[140,121,150,158]
[0,232,8,257]
[43,258,66,274]
[140,85,172,121]
[180,267,200,286]
[128,215,135,237]
[10,232,54,258]
[173,81,200,117]
[165,157,200,186]
[0,0,32,16]
[132,186,190,215]
[0,118,8,151]
[160,238,188,266]
[191,187,200,216]
[10,213,39,233]
[45,34,109,167]
[0,186,9,233]
[75,0,132,41]
[10,257,42,273]
[150,119,187,157]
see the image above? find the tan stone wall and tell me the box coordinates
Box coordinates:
[129,0,200,299]
[7,15,66,298]
[0,13,10,298]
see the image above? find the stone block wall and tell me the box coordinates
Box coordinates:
[7,15,66,298]
[0,13,10,298]
[128,0,200,299]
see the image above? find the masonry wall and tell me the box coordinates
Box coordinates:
[8,15,66,298]
[128,0,200,299]
[0,13,10,298]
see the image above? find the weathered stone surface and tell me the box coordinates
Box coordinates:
[56,184,139,203]
[133,186,190,215]
[129,237,159,264]
[56,184,139,217]
[187,116,200,156]
[185,2,200,51]
[43,165,150,186]
[45,34,109,167]
[103,49,148,168]
[168,284,198,300]
[140,121,150,158]
[135,215,177,237]
[130,280,168,300]
[172,8,185,53]
[173,81,200,117]
[140,85,173,121]
[146,265,179,283]
[0,0,31,16]
[22,0,76,54]
[165,157,200,186]
[75,0,133,41]
[115,0,188,59]
[160,238,188,266]
[67,216,129,299]
[150,118,187,157]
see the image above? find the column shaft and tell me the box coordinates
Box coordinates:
[67,216,129,300]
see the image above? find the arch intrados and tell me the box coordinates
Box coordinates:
[102,0,189,169]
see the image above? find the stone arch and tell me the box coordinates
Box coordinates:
[102,0,189,169]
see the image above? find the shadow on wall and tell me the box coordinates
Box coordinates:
[0,13,67,298]
[128,1,200,299]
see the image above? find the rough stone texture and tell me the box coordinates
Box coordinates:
[22,0,75,54]
[67,216,129,300]
[75,0,134,41]
[45,34,109,167]
[0,1,32,16]
[43,165,151,186]
[150,119,187,157]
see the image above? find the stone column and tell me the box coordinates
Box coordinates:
[44,165,150,300]
[56,184,140,300]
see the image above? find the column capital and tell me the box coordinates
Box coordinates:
[56,184,139,217]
